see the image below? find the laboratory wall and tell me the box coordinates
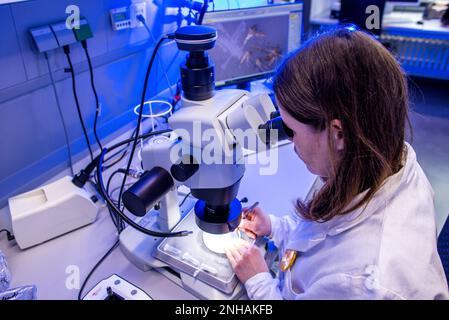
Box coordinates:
[0,0,186,207]
[0,0,303,208]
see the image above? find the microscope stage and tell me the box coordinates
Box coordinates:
[154,210,243,295]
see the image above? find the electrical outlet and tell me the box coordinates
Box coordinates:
[130,2,147,28]
[50,22,77,47]
[73,18,93,41]
[29,26,59,53]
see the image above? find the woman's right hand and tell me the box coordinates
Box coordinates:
[239,206,271,239]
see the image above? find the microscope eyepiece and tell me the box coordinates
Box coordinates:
[258,116,294,144]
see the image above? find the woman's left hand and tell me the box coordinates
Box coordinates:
[225,239,269,284]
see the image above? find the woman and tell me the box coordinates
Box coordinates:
[225,27,449,300]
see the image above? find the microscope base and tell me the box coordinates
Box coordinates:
[119,196,246,300]
[154,267,246,300]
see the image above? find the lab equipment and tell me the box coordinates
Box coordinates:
[83,274,152,300]
[152,211,262,298]
[8,176,100,249]
[117,25,286,299]
[110,2,147,31]
[121,25,278,236]
[110,7,132,31]
[258,113,295,144]
[202,3,303,87]
[244,201,260,214]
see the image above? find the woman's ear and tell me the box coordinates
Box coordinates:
[330,119,345,151]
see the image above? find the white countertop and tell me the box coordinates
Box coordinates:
[0,136,317,300]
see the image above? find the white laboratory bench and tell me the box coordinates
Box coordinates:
[0,126,317,299]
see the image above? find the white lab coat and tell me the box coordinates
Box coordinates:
[245,143,449,300]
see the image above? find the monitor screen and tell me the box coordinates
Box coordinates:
[203,4,303,86]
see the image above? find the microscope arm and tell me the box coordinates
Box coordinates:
[122,133,198,231]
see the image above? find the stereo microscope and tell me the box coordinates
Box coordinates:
[119,25,291,299]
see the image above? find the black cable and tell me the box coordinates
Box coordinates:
[96,146,191,238]
[73,129,172,189]
[77,239,119,300]
[117,35,171,211]
[44,52,75,176]
[137,14,176,106]
[81,40,103,151]
[87,179,121,233]
[197,0,209,25]
[97,167,129,233]
[0,229,15,241]
[72,127,190,237]
[106,169,125,199]
[102,127,137,170]
[109,182,133,205]
[63,45,94,162]
[179,192,191,208]
[103,147,128,170]
[107,205,121,233]
[101,123,153,170]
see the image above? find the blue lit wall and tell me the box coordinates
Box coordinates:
[0,0,188,207]
[0,0,274,207]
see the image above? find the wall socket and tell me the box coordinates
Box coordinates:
[130,2,147,28]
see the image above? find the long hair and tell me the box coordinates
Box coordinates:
[273,27,410,222]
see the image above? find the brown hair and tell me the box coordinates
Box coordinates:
[273,27,410,222]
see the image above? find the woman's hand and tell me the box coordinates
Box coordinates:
[239,206,272,239]
[225,239,268,284]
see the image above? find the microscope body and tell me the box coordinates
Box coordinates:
[124,86,278,234]
[119,87,274,271]
[140,89,253,234]
[122,25,279,235]
[120,26,278,289]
